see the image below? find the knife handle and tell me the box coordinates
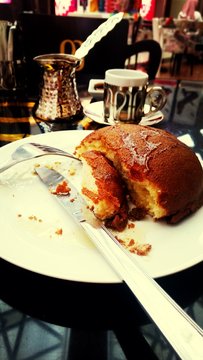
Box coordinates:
[81,221,203,360]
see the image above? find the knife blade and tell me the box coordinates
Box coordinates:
[35,166,86,223]
[36,166,203,360]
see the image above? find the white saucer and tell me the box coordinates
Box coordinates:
[88,79,104,100]
[84,101,164,126]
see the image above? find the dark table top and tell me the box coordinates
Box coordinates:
[0,79,203,359]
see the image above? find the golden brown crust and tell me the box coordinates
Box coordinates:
[76,125,203,223]
[81,150,128,230]
[81,150,124,206]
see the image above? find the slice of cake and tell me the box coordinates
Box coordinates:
[76,124,203,224]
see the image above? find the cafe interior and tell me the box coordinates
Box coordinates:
[0,0,203,359]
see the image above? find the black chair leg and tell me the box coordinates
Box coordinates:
[67,329,108,360]
[66,327,159,360]
[170,53,183,76]
[114,325,159,360]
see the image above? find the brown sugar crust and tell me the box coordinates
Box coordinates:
[82,150,124,207]
[76,124,203,223]
[81,150,128,230]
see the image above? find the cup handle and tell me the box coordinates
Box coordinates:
[144,86,167,117]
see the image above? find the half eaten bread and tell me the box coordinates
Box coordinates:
[76,124,203,224]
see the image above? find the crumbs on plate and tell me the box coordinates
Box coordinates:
[17,214,43,222]
[50,180,71,195]
[127,222,135,229]
[68,166,76,176]
[28,215,43,222]
[55,228,63,235]
[115,234,151,256]
[17,213,63,237]
[33,162,63,175]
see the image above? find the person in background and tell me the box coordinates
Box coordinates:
[178,0,202,21]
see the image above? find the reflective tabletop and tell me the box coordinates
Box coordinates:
[0,79,203,360]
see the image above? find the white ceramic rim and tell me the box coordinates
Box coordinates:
[105,69,148,87]
[0,131,203,283]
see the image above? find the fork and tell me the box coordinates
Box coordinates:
[0,142,80,173]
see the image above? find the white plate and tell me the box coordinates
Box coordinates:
[84,101,164,126]
[0,131,203,284]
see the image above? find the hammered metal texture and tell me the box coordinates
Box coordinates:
[34,55,83,122]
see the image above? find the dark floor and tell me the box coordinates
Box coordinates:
[0,294,203,360]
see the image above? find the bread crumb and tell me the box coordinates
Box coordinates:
[27,215,43,222]
[55,228,63,235]
[115,235,151,256]
[69,167,76,176]
[127,222,135,229]
[51,180,71,195]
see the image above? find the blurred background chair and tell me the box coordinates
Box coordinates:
[123,39,162,81]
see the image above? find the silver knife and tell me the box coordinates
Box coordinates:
[36,167,203,360]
